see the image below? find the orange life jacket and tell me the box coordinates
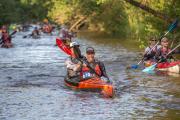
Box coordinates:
[81,63,102,78]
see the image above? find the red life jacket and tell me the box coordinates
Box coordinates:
[43,25,52,33]
[160,47,171,57]
[81,63,102,78]
[2,32,11,43]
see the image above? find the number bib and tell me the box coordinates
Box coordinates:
[82,72,93,79]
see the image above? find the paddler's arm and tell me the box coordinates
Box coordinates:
[65,58,82,71]
[98,61,111,83]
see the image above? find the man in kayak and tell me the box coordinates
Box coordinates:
[82,47,111,83]
[59,26,76,47]
[65,42,84,82]
[42,23,53,34]
[65,43,111,83]
[0,25,13,48]
[31,27,40,38]
[143,37,160,66]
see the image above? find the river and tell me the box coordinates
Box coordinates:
[0,30,179,120]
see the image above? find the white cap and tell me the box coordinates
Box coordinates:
[70,42,80,47]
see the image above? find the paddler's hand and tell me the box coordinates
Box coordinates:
[82,63,87,67]
[101,77,112,84]
[106,79,112,84]
[158,56,167,62]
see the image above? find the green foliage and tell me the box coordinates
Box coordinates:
[0,0,179,47]
[0,0,50,25]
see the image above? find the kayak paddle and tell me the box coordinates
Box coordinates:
[56,38,72,55]
[142,43,180,73]
[130,19,178,69]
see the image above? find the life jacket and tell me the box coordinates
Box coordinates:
[160,47,171,57]
[45,25,49,32]
[43,24,52,33]
[2,32,11,43]
[80,61,102,79]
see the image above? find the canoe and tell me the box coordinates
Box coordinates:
[64,77,114,98]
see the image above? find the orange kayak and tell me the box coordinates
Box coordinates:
[64,77,114,98]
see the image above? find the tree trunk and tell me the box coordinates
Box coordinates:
[124,0,179,27]
[69,16,87,32]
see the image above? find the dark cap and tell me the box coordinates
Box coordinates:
[86,47,95,54]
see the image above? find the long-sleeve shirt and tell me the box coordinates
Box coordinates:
[65,57,82,78]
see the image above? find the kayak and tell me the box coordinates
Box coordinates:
[144,61,180,74]
[156,61,180,74]
[64,77,114,98]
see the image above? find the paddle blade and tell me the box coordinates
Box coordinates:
[130,64,139,69]
[56,38,72,56]
[142,63,157,73]
[168,19,178,32]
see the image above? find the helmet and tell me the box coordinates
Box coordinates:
[70,42,80,48]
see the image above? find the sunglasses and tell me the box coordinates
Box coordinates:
[150,40,157,41]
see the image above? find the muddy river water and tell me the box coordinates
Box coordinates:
[0,30,179,120]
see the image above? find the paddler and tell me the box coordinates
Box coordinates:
[31,27,40,38]
[82,47,111,83]
[155,37,176,62]
[143,37,160,66]
[65,43,111,83]
[0,25,13,48]
[59,26,75,46]
[65,42,84,82]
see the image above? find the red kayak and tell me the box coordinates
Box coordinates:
[157,61,180,68]
[156,61,180,74]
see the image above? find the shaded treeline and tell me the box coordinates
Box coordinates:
[0,0,179,46]
[0,0,51,25]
